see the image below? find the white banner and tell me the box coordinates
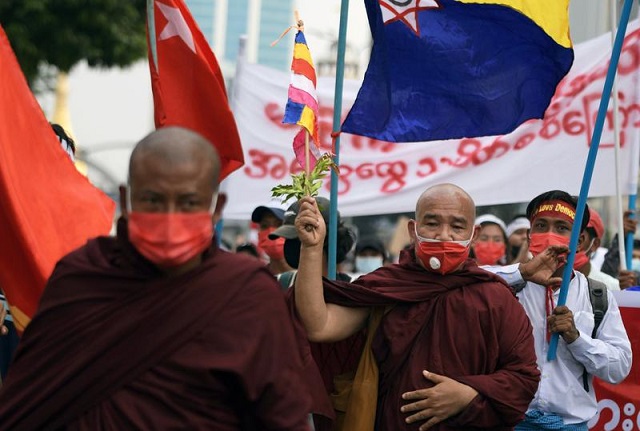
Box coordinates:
[223,21,640,219]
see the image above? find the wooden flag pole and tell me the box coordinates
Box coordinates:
[305,130,311,177]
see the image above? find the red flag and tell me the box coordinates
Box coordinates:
[0,26,116,332]
[146,0,244,180]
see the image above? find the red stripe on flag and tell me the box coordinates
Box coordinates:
[292,58,317,87]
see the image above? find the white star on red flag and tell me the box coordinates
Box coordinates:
[379,0,442,36]
[156,1,196,53]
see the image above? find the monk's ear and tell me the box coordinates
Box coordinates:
[407,219,417,243]
[211,192,227,225]
[118,185,128,218]
[471,224,481,242]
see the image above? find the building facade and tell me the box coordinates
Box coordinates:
[185,0,294,75]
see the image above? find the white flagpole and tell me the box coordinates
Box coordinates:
[611,0,628,269]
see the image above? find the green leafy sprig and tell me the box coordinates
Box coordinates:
[271,154,339,204]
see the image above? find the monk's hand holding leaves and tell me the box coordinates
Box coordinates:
[401,370,478,431]
[519,245,569,288]
[0,303,8,336]
[548,305,580,344]
[295,197,325,249]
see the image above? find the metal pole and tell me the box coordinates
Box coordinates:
[328,0,351,280]
[548,0,635,361]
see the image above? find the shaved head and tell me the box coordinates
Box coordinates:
[129,127,221,187]
[408,183,478,244]
[416,184,476,221]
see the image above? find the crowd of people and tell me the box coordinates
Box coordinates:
[0,126,635,430]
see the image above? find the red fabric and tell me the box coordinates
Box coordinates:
[0,219,311,430]
[0,26,115,332]
[294,249,540,430]
[146,0,243,180]
[592,305,640,430]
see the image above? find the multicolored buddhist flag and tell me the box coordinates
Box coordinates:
[0,26,115,332]
[146,0,244,179]
[283,30,321,170]
[341,0,574,142]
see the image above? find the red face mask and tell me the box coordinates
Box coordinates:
[573,238,595,269]
[528,232,570,256]
[128,212,213,268]
[473,241,506,265]
[414,227,472,275]
[258,228,285,260]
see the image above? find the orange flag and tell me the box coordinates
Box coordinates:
[146,0,244,180]
[0,26,116,332]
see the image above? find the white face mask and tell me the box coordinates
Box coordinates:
[356,256,384,273]
[632,258,640,273]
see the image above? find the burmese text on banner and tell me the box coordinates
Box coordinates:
[223,20,640,219]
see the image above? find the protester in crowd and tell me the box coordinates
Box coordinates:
[506,214,531,264]
[0,304,7,337]
[471,214,508,266]
[601,210,639,289]
[0,127,311,430]
[269,196,355,288]
[292,184,540,430]
[571,208,620,290]
[235,242,260,258]
[353,235,388,275]
[0,294,18,384]
[251,204,293,275]
[489,190,631,430]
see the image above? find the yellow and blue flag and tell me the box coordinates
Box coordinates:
[341,0,573,142]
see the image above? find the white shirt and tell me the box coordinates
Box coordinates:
[588,266,620,291]
[486,265,632,424]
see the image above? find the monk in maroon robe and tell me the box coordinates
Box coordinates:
[0,127,311,430]
[293,185,540,431]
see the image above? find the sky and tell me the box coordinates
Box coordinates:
[295,0,371,69]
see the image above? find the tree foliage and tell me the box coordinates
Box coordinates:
[0,0,147,86]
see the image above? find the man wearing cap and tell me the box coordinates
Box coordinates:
[353,236,388,275]
[491,190,631,430]
[251,205,293,275]
[292,184,540,430]
[506,215,531,264]
[573,208,619,291]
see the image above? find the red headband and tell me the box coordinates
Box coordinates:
[531,200,576,224]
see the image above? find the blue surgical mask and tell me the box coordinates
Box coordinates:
[632,258,640,273]
[356,256,384,273]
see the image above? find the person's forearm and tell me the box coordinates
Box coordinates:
[294,244,328,341]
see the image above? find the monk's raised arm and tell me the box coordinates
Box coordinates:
[294,197,368,342]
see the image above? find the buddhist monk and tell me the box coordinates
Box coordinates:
[293,184,540,431]
[0,127,311,430]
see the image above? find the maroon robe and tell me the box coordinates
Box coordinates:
[0,219,311,430]
[296,249,539,431]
